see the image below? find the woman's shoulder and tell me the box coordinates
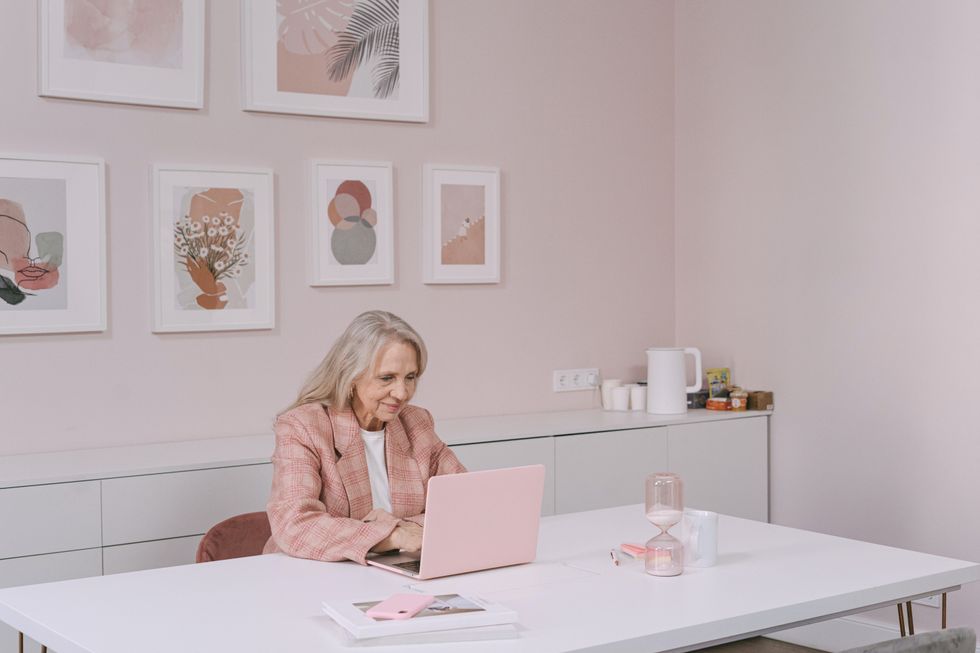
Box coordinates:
[275,403,333,440]
[397,404,436,434]
[278,401,329,422]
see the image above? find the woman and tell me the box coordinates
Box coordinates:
[264,310,466,563]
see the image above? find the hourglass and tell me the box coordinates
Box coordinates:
[644,472,684,576]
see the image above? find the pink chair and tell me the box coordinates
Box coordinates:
[195,511,272,563]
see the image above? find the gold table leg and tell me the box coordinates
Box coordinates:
[897,604,907,637]
[906,600,915,635]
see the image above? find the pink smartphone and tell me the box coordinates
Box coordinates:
[365,593,435,620]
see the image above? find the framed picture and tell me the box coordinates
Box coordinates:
[38,0,205,108]
[422,164,500,284]
[0,155,106,335]
[309,160,394,286]
[151,165,275,333]
[241,0,428,122]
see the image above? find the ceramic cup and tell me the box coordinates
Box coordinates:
[629,384,646,411]
[600,379,622,410]
[680,509,719,567]
[611,386,630,411]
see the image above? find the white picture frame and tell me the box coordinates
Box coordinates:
[309,160,394,286]
[151,164,275,333]
[0,154,106,335]
[422,164,500,284]
[38,0,205,109]
[241,0,428,122]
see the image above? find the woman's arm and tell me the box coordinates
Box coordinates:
[266,414,399,564]
[401,409,467,527]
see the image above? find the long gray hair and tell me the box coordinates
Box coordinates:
[286,310,427,413]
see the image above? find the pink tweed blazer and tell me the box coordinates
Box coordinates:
[263,403,466,564]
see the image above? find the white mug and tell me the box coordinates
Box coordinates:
[629,384,646,411]
[600,379,622,410]
[680,509,718,568]
[611,386,630,411]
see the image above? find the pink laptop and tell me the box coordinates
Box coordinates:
[365,465,545,580]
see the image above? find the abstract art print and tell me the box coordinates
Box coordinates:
[38,0,205,108]
[152,165,275,332]
[242,0,428,122]
[422,165,500,284]
[0,155,105,335]
[309,160,393,286]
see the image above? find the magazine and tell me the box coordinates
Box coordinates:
[322,593,518,640]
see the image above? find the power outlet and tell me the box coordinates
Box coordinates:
[912,595,942,608]
[553,368,600,392]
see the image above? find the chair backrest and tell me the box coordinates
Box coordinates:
[841,627,976,653]
[195,511,272,563]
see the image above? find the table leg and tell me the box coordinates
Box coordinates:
[906,601,914,635]
[41,647,46,653]
[942,592,947,629]
[897,604,906,637]
[18,631,23,653]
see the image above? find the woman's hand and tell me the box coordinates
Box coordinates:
[366,510,423,553]
[390,521,423,553]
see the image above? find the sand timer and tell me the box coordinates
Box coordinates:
[644,472,684,576]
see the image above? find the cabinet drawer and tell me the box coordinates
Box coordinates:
[0,547,102,589]
[555,427,668,513]
[667,416,769,521]
[450,438,556,515]
[103,535,202,575]
[0,481,101,559]
[101,464,273,546]
[0,548,103,653]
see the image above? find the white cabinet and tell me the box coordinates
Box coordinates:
[450,437,556,515]
[102,464,272,545]
[0,548,102,653]
[103,535,202,575]
[667,416,768,521]
[555,427,668,513]
[0,481,101,558]
[0,410,770,651]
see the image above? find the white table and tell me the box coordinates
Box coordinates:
[0,505,977,653]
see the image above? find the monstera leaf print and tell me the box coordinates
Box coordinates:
[277,0,352,55]
[327,0,400,99]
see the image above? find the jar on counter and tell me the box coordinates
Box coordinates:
[706,396,730,411]
[729,388,748,411]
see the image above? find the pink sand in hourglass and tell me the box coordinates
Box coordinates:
[646,508,684,530]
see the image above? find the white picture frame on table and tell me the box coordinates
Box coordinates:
[241,0,428,122]
[151,165,275,333]
[422,164,500,284]
[309,160,394,286]
[0,154,106,335]
[38,0,205,108]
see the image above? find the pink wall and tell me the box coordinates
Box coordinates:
[0,1,676,455]
[675,0,980,634]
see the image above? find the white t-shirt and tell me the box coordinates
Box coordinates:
[360,427,393,513]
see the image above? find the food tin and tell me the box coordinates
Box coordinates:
[705,396,730,411]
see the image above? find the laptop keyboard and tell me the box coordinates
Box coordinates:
[392,559,421,574]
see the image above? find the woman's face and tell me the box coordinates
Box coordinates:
[351,340,418,431]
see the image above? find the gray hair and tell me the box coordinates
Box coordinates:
[286,310,427,413]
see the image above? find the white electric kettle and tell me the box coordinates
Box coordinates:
[646,347,702,414]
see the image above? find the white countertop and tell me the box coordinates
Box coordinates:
[0,408,770,489]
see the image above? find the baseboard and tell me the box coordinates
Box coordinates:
[767,615,980,652]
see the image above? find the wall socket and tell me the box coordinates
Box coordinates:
[553,368,600,392]
[912,595,943,608]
